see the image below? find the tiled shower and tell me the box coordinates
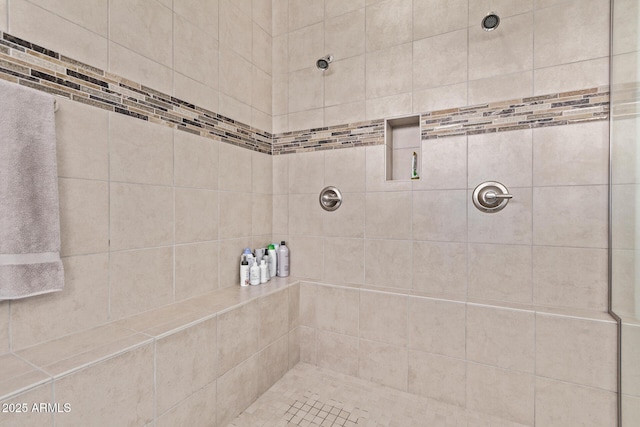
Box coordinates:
[0,0,635,426]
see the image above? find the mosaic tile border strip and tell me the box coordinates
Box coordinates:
[0,31,611,157]
[0,31,272,154]
[272,87,609,155]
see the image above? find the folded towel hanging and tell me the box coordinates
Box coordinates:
[0,80,64,299]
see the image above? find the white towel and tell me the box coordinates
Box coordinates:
[0,80,64,299]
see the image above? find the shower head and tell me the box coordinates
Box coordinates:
[316,55,333,71]
[481,12,500,31]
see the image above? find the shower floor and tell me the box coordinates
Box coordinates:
[227,363,526,427]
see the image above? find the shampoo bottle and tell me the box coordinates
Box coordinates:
[240,260,249,287]
[277,241,289,277]
[260,260,268,284]
[250,261,261,285]
[268,244,277,278]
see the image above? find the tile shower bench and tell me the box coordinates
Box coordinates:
[0,277,301,426]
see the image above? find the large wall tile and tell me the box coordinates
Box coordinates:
[469,13,533,80]
[156,381,216,427]
[288,23,323,72]
[316,285,359,336]
[534,57,609,95]
[175,188,218,243]
[412,241,467,296]
[289,194,323,236]
[288,0,324,31]
[217,300,259,377]
[288,67,323,112]
[175,242,219,300]
[468,129,533,188]
[466,363,534,425]
[320,194,365,238]
[533,121,609,186]
[325,55,365,106]
[59,178,109,256]
[365,43,412,99]
[252,193,273,236]
[259,289,289,349]
[317,331,359,376]
[156,317,217,415]
[219,192,252,239]
[413,0,467,40]
[468,244,532,303]
[468,187,532,245]
[109,0,172,67]
[53,344,154,426]
[536,314,617,391]
[109,247,173,319]
[258,335,289,394]
[365,239,412,289]
[359,290,407,347]
[413,190,467,242]
[288,237,324,280]
[533,185,608,248]
[252,151,273,195]
[109,183,173,251]
[413,29,467,90]
[358,339,408,391]
[0,302,7,354]
[408,350,466,406]
[412,83,467,114]
[55,98,108,181]
[533,246,608,311]
[27,0,108,36]
[0,384,52,426]
[219,142,252,193]
[534,0,609,68]
[219,0,252,61]
[173,72,219,113]
[174,14,219,89]
[173,0,219,37]
[109,42,173,94]
[366,191,412,239]
[413,136,466,190]
[466,305,535,373]
[325,9,365,60]
[365,0,412,52]
[10,254,109,350]
[365,92,413,120]
[408,297,465,358]
[10,0,108,69]
[324,147,366,192]
[468,71,533,105]
[535,377,617,427]
[216,354,259,427]
[174,131,219,190]
[622,322,640,397]
[109,113,173,186]
[289,151,325,194]
[219,49,253,106]
[323,238,365,284]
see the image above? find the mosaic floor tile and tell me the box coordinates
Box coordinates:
[227,363,530,427]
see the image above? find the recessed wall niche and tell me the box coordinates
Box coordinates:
[385,115,421,181]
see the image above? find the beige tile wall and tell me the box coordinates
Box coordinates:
[273,0,610,132]
[1,93,273,351]
[0,284,299,427]
[278,120,610,314]
[300,282,618,426]
[5,0,272,132]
